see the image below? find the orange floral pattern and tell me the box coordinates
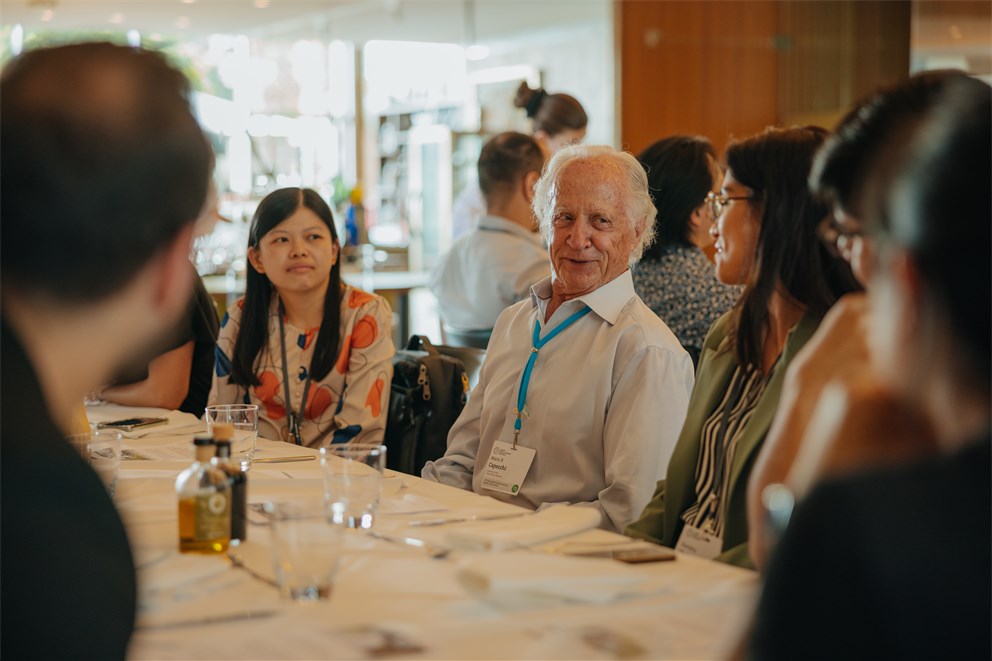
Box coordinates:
[209,285,394,448]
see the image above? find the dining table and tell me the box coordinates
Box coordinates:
[89,403,758,660]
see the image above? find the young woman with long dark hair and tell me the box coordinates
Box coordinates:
[209,188,394,447]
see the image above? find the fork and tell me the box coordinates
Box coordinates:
[367,531,451,559]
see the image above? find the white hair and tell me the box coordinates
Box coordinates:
[531,144,657,264]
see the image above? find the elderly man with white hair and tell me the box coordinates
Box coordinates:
[423,144,694,532]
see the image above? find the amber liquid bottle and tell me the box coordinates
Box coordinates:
[212,424,247,543]
[176,436,231,553]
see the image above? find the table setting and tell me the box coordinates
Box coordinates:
[85,403,757,660]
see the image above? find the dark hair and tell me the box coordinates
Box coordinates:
[478,131,545,205]
[725,126,861,370]
[810,70,965,216]
[876,77,991,387]
[0,42,212,302]
[514,82,587,137]
[231,188,342,387]
[637,135,717,257]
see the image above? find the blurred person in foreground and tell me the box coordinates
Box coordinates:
[632,135,742,366]
[424,145,694,532]
[431,132,550,342]
[625,126,861,567]
[94,182,221,415]
[0,42,213,659]
[747,75,990,661]
[745,71,963,569]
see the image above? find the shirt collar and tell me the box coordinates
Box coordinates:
[529,269,636,326]
[477,214,543,245]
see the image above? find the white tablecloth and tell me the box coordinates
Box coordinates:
[93,404,758,660]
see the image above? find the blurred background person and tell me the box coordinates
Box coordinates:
[626,126,861,568]
[452,82,588,239]
[210,188,394,448]
[632,135,742,366]
[748,74,990,661]
[746,71,961,569]
[1,42,213,659]
[431,132,549,347]
[425,145,693,532]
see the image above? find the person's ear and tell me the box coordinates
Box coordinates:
[151,223,196,319]
[689,203,707,232]
[330,239,340,267]
[247,246,265,274]
[522,171,541,204]
[892,249,924,327]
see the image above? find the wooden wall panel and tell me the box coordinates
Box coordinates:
[619,0,780,156]
[618,0,911,157]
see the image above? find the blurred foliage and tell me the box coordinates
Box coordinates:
[0,27,207,92]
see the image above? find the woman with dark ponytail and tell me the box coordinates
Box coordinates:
[452,82,588,238]
[209,188,394,448]
[513,82,588,155]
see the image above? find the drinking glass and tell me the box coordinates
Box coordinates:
[320,445,385,529]
[264,501,343,602]
[205,404,258,471]
[68,429,122,499]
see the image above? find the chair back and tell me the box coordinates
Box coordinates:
[433,344,486,393]
[440,325,491,350]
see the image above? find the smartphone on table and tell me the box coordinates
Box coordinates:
[96,417,168,432]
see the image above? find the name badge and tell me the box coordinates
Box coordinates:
[480,441,535,496]
[674,523,723,560]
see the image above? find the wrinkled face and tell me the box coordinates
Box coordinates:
[247,206,339,295]
[710,170,761,286]
[548,159,640,299]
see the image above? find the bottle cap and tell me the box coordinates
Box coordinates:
[212,423,235,442]
[193,435,215,447]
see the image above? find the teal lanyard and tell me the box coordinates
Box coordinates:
[512,305,592,448]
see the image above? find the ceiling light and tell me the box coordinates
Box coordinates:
[40,9,54,21]
[109,12,124,24]
[254,0,270,8]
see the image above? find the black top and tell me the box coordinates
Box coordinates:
[182,272,220,416]
[1,318,137,660]
[113,269,219,416]
[749,435,992,661]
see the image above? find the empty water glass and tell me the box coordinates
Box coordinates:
[68,429,122,499]
[320,445,385,529]
[265,500,343,602]
[205,404,258,470]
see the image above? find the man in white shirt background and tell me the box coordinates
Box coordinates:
[431,132,550,339]
[423,144,694,532]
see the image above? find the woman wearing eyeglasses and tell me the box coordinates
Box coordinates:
[625,125,860,568]
[631,136,742,366]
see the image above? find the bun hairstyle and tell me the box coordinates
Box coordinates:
[514,82,588,138]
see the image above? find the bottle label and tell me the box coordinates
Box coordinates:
[195,491,230,541]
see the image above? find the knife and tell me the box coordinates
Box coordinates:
[253,455,315,463]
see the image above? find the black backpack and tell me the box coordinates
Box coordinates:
[384,335,470,475]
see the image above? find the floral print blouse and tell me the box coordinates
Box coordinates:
[632,244,742,367]
[209,286,394,448]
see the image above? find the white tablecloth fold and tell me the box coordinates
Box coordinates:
[455,551,669,608]
[444,504,600,551]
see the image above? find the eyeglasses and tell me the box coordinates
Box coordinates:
[817,211,865,260]
[705,192,756,221]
